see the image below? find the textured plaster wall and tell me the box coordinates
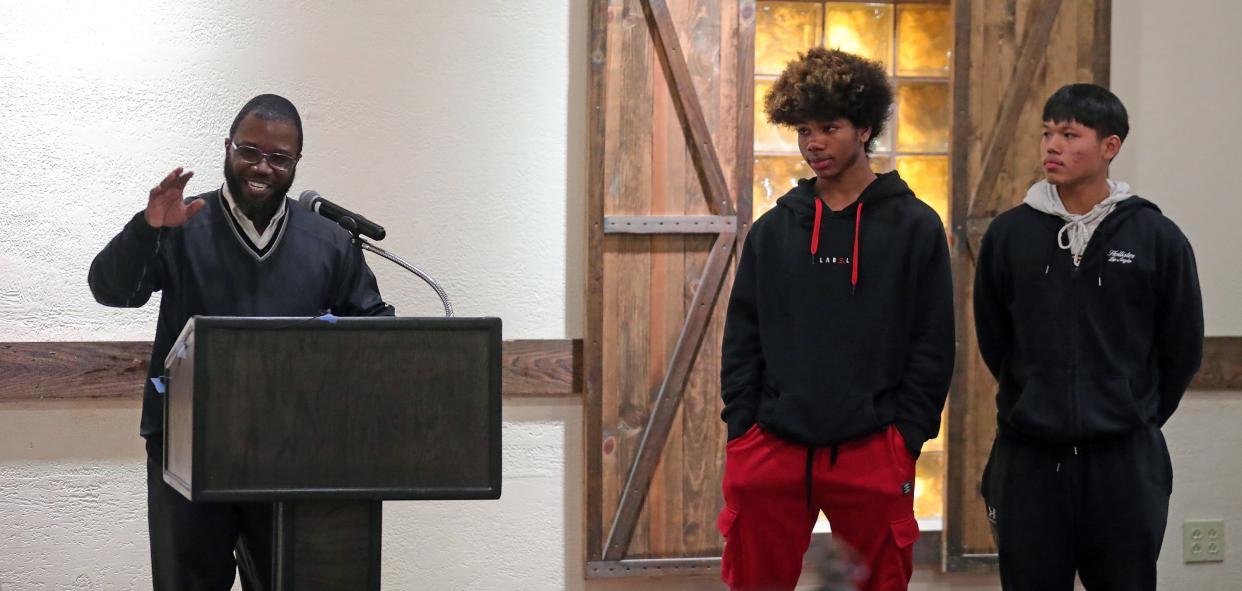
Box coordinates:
[1108,0,1242,335]
[1157,392,1242,589]
[0,0,583,341]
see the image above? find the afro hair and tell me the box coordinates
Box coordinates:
[764,48,893,152]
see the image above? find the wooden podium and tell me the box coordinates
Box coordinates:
[162,316,502,589]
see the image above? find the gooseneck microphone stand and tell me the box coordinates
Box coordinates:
[338,216,454,318]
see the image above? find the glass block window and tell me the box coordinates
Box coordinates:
[753,0,951,522]
[754,1,951,225]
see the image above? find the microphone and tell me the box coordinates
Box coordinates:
[298,190,386,240]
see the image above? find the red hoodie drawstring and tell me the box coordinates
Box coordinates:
[810,198,864,294]
[851,201,863,293]
[810,198,823,255]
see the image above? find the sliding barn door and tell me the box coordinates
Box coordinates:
[585,0,754,576]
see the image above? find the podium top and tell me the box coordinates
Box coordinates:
[166,316,500,369]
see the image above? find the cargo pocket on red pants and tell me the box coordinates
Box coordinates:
[890,515,919,548]
[890,515,920,582]
[718,505,740,586]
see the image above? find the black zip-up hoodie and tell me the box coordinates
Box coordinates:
[720,171,955,457]
[973,197,1203,444]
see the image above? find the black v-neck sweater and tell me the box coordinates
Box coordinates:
[89,190,394,437]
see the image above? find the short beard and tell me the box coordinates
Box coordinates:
[223,156,294,224]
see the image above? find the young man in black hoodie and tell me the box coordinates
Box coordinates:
[974,83,1203,590]
[718,48,954,591]
[89,95,393,590]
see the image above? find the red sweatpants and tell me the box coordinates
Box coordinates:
[718,424,920,591]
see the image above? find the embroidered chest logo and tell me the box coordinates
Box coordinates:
[811,255,852,266]
[1107,250,1136,264]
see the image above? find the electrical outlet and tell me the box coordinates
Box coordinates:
[1184,520,1225,563]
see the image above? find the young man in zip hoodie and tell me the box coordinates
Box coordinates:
[718,48,954,591]
[974,83,1203,590]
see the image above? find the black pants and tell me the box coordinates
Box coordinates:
[147,437,273,591]
[981,425,1172,591]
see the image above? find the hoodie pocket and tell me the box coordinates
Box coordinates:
[1004,374,1072,440]
[759,381,879,445]
[725,423,763,451]
[1077,376,1145,436]
[1006,373,1144,440]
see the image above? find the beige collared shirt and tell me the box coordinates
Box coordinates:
[220,183,288,250]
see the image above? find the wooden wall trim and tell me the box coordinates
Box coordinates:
[1190,337,1242,391]
[499,339,584,397]
[0,341,152,401]
[0,339,584,401]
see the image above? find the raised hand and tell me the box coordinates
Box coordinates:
[144,167,205,228]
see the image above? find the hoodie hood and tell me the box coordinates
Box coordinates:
[775,171,916,291]
[776,170,914,225]
[1022,179,1134,266]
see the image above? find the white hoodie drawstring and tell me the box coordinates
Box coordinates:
[1024,179,1134,268]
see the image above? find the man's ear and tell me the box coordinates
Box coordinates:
[1102,134,1122,162]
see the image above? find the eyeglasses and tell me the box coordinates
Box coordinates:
[229,142,299,172]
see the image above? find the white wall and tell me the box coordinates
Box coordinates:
[2,0,1241,590]
[1158,392,1242,590]
[1110,1,1242,589]
[0,0,582,341]
[1109,0,1242,336]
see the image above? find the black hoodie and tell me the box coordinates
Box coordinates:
[973,197,1204,444]
[720,171,954,456]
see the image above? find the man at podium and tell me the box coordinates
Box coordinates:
[88,94,394,590]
